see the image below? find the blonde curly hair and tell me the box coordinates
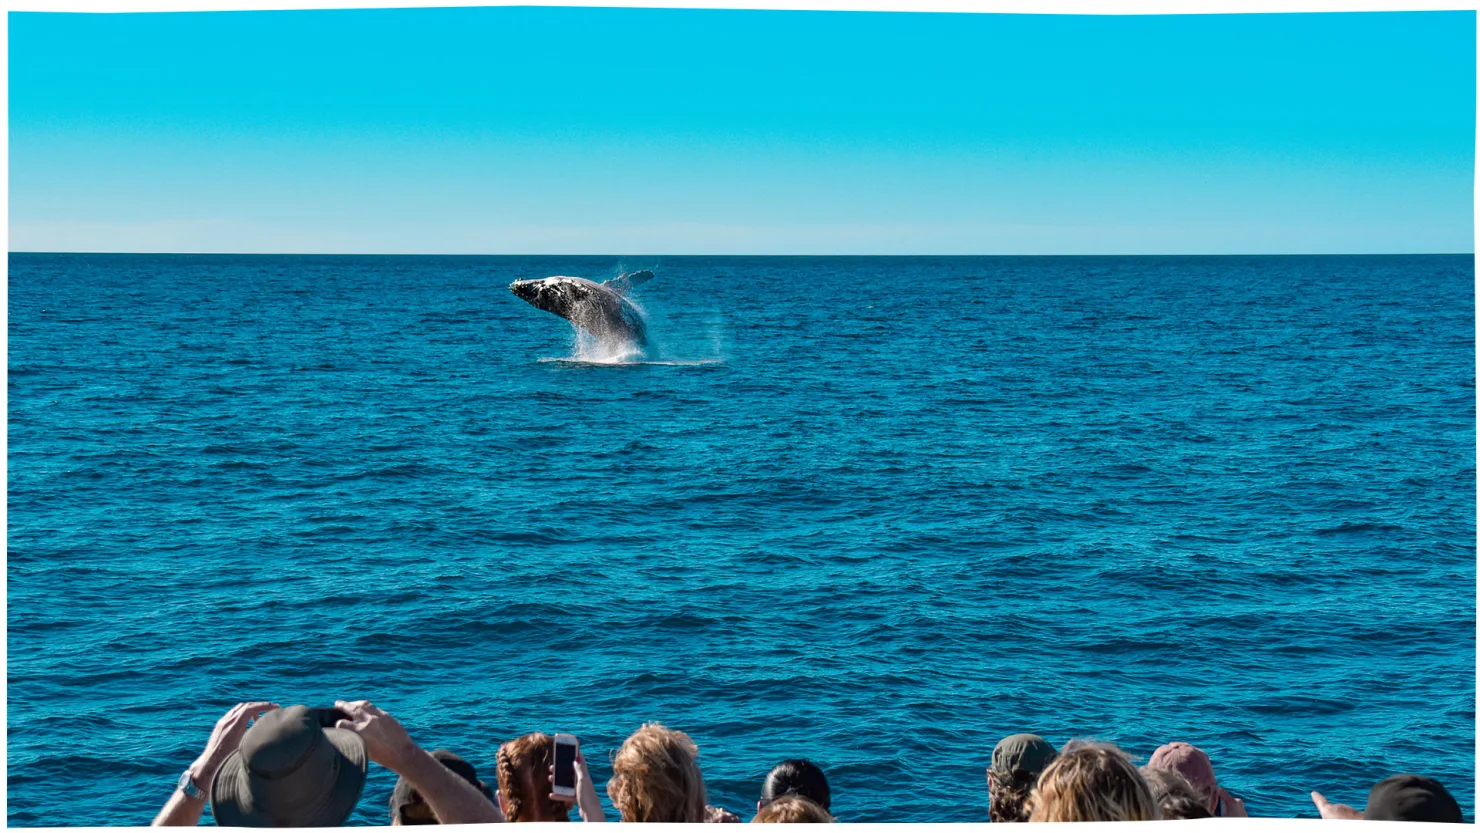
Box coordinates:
[752,795,834,823]
[1028,742,1159,822]
[606,723,707,822]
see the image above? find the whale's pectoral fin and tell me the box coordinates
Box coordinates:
[602,269,655,294]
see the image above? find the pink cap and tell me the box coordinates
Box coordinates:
[1147,742,1217,797]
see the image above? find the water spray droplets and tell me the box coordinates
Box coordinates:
[571,324,645,364]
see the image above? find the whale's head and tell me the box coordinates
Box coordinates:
[509,275,645,347]
[511,276,594,314]
[509,279,542,303]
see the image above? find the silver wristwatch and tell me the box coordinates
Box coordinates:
[177,769,207,800]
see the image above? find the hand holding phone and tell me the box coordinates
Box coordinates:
[552,734,579,798]
[548,740,606,822]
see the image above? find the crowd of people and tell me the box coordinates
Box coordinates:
[151,701,1467,826]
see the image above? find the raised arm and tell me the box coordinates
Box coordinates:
[152,702,279,827]
[336,699,505,824]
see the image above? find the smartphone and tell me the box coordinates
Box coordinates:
[552,733,579,797]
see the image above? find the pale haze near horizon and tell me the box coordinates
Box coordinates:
[9,8,1476,255]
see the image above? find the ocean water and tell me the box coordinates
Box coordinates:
[7,253,1475,825]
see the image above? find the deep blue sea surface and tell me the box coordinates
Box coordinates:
[8,254,1475,825]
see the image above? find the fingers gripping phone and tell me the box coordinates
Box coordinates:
[552,734,579,797]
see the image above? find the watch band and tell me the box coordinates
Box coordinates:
[177,769,207,801]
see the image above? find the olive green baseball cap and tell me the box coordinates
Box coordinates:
[990,733,1058,777]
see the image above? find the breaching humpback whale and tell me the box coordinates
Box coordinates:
[509,270,654,347]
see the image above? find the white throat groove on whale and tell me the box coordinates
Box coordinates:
[509,270,655,348]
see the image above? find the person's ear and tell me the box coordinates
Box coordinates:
[498,793,510,815]
[757,801,764,814]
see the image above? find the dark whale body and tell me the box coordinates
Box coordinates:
[509,270,654,347]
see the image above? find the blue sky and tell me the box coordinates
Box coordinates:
[8,7,1476,254]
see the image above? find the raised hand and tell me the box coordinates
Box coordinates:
[1311,791,1364,820]
[1217,787,1249,818]
[333,699,419,772]
[190,701,279,787]
[154,701,279,826]
[550,749,606,822]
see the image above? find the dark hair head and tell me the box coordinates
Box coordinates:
[987,734,1058,822]
[391,749,493,825]
[760,759,831,812]
[1140,766,1213,820]
[1366,774,1464,823]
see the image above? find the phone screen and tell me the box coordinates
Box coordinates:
[553,741,576,790]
